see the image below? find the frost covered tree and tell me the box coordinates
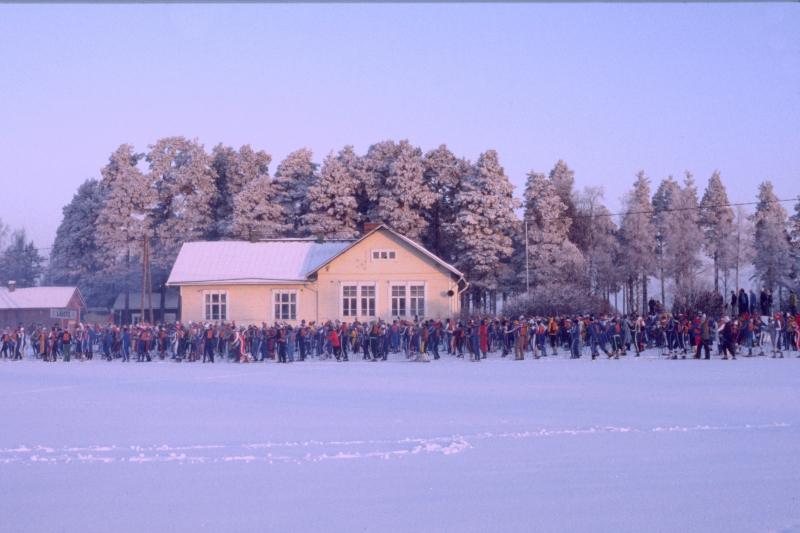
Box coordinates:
[272,148,318,236]
[0,229,45,288]
[789,197,800,292]
[148,137,217,267]
[211,144,272,238]
[590,204,622,304]
[46,178,111,306]
[727,204,754,292]
[618,171,656,313]
[663,172,705,309]
[302,149,362,239]
[521,170,583,290]
[96,144,157,323]
[651,176,680,305]
[574,186,619,297]
[699,170,734,293]
[229,172,284,240]
[362,140,436,240]
[0,217,8,250]
[751,181,791,294]
[548,160,580,244]
[450,150,519,308]
[421,145,467,261]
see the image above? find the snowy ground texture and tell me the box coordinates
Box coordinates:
[2,351,799,533]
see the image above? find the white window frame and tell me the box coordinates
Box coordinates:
[390,283,407,317]
[409,283,426,318]
[359,283,377,318]
[370,248,397,261]
[271,289,298,321]
[340,283,359,318]
[387,282,426,319]
[203,290,228,321]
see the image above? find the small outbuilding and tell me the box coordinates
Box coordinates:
[111,291,180,325]
[0,282,86,331]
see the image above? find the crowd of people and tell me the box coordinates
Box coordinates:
[2,289,799,364]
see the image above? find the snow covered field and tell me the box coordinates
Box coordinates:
[1,352,799,532]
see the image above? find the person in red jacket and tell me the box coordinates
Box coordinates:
[327,326,342,361]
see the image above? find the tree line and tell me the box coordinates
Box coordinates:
[8,135,794,318]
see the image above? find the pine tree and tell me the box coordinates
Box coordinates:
[381,141,437,240]
[362,140,401,212]
[360,140,436,240]
[421,145,467,262]
[451,151,519,303]
[789,197,800,292]
[0,217,8,250]
[618,171,656,313]
[590,204,622,303]
[651,176,680,305]
[272,148,318,236]
[522,170,583,290]
[211,144,272,238]
[96,144,157,323]
[0,230,45,288]
[574,186,619,296]
[548,160,579,243]
[302,149,362,239]
[663,172,704,306]
[148,137,217,267]
[751,181,791,293]
[229,173,284,240]
[699,170,734,293]
[46,178,110,306]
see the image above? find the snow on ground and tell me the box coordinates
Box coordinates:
[1,351,799,532]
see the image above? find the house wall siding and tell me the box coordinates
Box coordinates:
[175,230,460,325]
[179,284,315,325]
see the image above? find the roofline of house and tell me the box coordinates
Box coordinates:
[304,224,465,278]
[0,286,86,311]
[166,279,316,287]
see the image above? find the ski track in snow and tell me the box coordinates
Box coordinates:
[0,422,789,466]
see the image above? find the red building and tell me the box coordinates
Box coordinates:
[0,282,86,331]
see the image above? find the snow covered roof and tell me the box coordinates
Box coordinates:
[166,240,355,286]
[112,292,180,311]
[305,225,464,278]
[0,286,85,310]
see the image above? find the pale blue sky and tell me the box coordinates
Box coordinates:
[0,4,798,249]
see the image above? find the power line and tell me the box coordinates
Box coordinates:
[0,198,797,257]
[527,198,798,223]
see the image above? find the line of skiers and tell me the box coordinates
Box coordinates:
[5,306,800,364]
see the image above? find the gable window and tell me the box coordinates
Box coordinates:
[342,285,357,317]
[391,285,406,317]
[274,290,297,320]
[204,291,227,321]
[410,285,425,317]
[371,249,397,261]
[360,285,376,316]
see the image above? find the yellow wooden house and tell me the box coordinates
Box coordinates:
[166,225,467,325]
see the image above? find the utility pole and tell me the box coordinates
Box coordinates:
[146,234,154,325]
[140,235,146,326]
[525,219,529,295]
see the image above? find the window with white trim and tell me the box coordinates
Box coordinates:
[410,285,425,317]
[391,285,406,316]
[273,290,297,320]
[360,285,376,317]
[342,285,357,317]
[371,249,397,261]
[204,291,227,321]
